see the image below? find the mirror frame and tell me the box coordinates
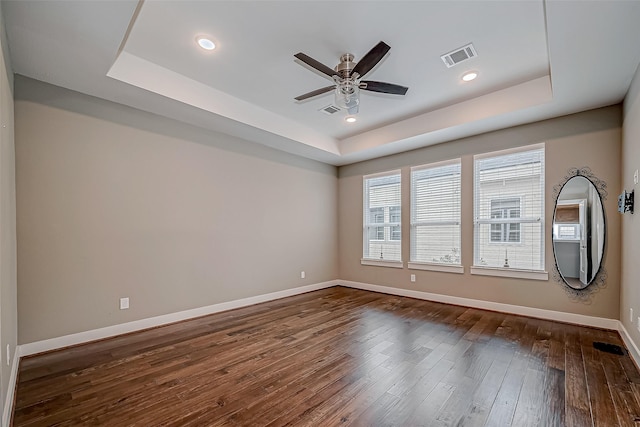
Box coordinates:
[552,167,608,297]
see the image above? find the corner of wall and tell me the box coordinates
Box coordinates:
[620,58,640,364]
[0,2,19,423]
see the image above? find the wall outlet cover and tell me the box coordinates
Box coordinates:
[120,297,130,310]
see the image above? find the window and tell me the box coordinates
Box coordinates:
[474,144,545,271]
[390,206,401,241]
[369,207,385,240]
[410,160,461,266]
[490,198,521,243]
[363,171,401,262]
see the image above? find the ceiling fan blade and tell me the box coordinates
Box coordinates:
[294,53,338,79]
[294,85,335,101]
[352,41,391,78]
[360,80,408,95]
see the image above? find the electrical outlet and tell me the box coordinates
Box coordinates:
[410,274,416,282]
[120,297,129,310]
[632,308,634,323]
[6,344,9,366]
[637,317,640,333]
[300,271,305,279]
[635,169,639,185]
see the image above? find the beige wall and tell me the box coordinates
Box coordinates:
[15,77,338,344]
[339,106,621,319]
[621,65,640,346]
[0,1,17,419]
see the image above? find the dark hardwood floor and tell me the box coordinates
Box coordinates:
[12,286,640,426]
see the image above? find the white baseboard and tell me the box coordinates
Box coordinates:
[618,322,640,370]
[338,280,619,330]
[19,280,338,357]
[2,346,20,427]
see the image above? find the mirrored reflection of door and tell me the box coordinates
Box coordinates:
[576,200,587,285]
[553,176,605,290]
[554,199,585,287]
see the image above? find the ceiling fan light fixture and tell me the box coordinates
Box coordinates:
[462,71,478,82]
[335,82,359,110]
[196,36,216,51]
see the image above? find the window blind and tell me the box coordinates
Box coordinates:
[410,160,461,265]
[363,171,401,261]
[473,144,545,271]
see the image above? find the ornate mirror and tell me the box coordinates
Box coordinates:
[553,173,606,290]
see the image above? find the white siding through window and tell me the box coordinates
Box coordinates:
[363,171,401,261]
[411,160,461,265]
[474,145,545,271]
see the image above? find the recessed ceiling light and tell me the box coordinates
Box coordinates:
[345,116,357,123]
[196,36,216,51]
[462,71,478,82]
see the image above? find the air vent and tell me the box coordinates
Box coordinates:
[441,43,477,68]
[319,104,341,115]
[593,341,625,355]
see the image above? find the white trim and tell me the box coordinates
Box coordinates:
[408,262,464,274]
[19,280,338,357]
[470,266,548,281]
[2,346,20,427]
[473,142,546,160]
[360,259,403,268]
[411,157,461,172]
[618,322,640,371]
[362,169,402,180]
[337,280,618,330]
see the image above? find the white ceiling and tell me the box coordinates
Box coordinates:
[4,1,640,166]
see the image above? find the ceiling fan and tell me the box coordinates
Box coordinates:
[294,41,408,115]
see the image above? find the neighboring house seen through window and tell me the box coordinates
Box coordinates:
[474,144,545,271]
[410,160,461,266]
[490,198,521,243]
[363,171,401,262]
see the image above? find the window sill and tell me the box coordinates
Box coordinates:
[361,259,404,268]
[408,262,464,274]
[470,266,548,281]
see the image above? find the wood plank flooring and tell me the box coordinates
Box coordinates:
[12,287,640,426]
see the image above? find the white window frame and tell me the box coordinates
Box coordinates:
[472,144,547,280]
[409,159,463,274]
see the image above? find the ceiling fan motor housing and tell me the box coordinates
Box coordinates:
[336,53,356,78]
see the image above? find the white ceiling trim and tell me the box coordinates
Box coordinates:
[108,50,341,156]
[340,75,553,156]
[109,50,552,160]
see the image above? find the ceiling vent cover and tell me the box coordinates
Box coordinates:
[319,104,341,115]
[441,43,477,68]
